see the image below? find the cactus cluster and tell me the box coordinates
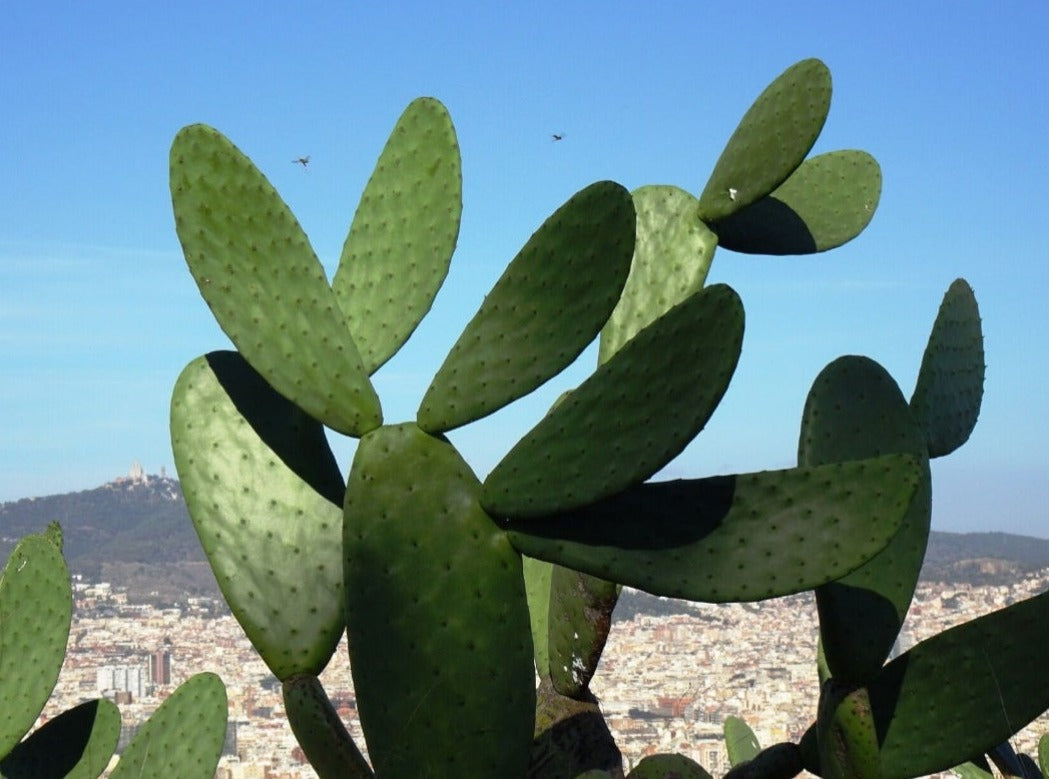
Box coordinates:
[0,524,228,778]
[165,58,1048,779]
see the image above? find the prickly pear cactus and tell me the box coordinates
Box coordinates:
[169,63,931,779]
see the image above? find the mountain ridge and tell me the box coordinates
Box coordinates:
[2,470,1048,606]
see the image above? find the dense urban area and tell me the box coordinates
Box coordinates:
[41,567,1049,778]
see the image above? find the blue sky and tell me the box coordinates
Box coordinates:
[2,2,1047,537]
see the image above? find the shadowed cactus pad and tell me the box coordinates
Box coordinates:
[0,698,120,779]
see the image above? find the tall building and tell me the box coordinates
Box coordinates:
[150,650,172,686]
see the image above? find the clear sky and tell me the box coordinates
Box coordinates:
[2,2,1047,537]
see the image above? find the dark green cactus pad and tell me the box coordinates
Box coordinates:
[698,58,832,223]
[723,743,804,779]
[171,352,346,679]
[169,124,381,436]
[523,555,554,678]
[343,423,534,778]
[548,566,618,699]
[910,278,985,458]
[817,681,882,779]
[505,454,921,602]
[282,674,374,779]
[0,532,72,758]
[110,672,227,779]
[333,97,462,375]
[865,589,1049,779]
[1040,734,1049,777]
[418,181,635,433]
[0,698,120,779]
[531,677,623,777]
[725,715,762,766]
[710,150,881,255]
[599,185,716,363]
[951,760,995,779]
[800,355,931,682]
[628,752,713,779]
[483,284,744,518]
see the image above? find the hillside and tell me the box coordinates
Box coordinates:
[2,468,1048,606]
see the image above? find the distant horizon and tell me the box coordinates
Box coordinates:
[6,461,1049,543]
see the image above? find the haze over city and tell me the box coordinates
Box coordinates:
[2,2,1047,537]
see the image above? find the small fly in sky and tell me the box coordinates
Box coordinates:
[551,133,564,142]
[293,155,310,169]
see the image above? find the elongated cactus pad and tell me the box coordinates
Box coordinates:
[523,555,555,678]
[725,715,762,766]
[171,352,346,679]
[1040,734,1049,777]
[698,58,831,222]
[548,565,618,699]
[418,181,635,433]
[711,150,881,255]
[0,698,120,779]
[283,674,373,779]
[333,97,462,374]
[818,681,882,779]
[170,124,381,436]
[800,355,931,682]
[505,455,921,601]
[0,531,72,758]
[110,673,227,779]
[910,278,985,458]
[599,185,717,363]
[867,589,1049,779]
[343,423,534,778]
[483,284,744,518]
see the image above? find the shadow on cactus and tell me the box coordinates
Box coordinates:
[0,525,228,778]
[169,63,933,778]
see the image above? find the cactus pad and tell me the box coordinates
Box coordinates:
[599,185,717,363]
[282,673,373,778]
[910,278,985,458]
[698,58,832,222]
[170,124,381,436]
[483,283,744,518]
[628,753,713,779]
[0,532,72,758]
[505,455,921,601]
[711,150,882,255]
[343,423,534,778]
[110,673,227,779]
[171,352,346,679]
[725,715,762,766]
[800,355,931,682]
[0,698,120,779]
[523,555,555,678]
[333,97,462,374]
[418,181,635,433]
[864,589,1049,778]
[548,566,618,699]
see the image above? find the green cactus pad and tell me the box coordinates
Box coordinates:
[548,566,618,699]
[864,589,1049,779]
[282,674,374,779]
[711,151,881,255]
[910,278,985,458]
[0,698,120,779]
[110,673,227,779]
[523,555,554,678]
[628,753,713,779]
[800,355,931,682]
[343,423,534,778]
[483,283,744,518]
[698,58,832,223]
[169,124,381,436]
[333,97,462,374]
[723,743,804,779]
[599,185,717,363]
[1040,734,1049,776]
[171,352,346,679]
[951,761,995,779]
[725,715,762,766]
[505,454,920,602]
[0,532,72,758]
[418,181,635,433]
[817,681,882,779]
